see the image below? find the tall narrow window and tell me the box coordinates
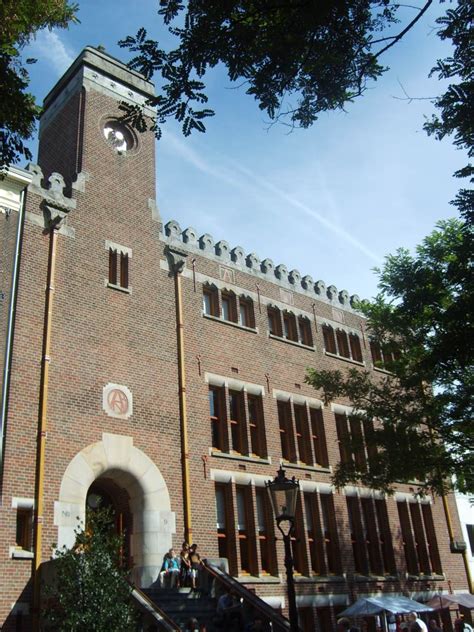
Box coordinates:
[322,325,337,354]
[221,291,237,322]
[349,333,363,362]
[294,404,312,464]
[422,504,442,574]
[239,297,255,328]
[310,408,329,467]
[304,494,326,575]
[375,499,396,575]
[16,508,33,551]
[108,247,129,289]
[347,496,369,574]
[203,285,219,316]
[229,390,246,454]
[283,311,298,342]
[236,486,252,574]
[320,494,341,574]
[291,497,307,574]
[268,306,282,337]
[256,488,275,575]
[410,502,431,574]
[335,413,352,464]
[397,500,419,575]
[361,497,383,575]
[216,484,229,560]
[349,417,367,471]
[277,400,295,462]
[248,394,266,458]
[298,316,313,346]
[209,386,226,451]
[370,340,383,366]
[336,329,350,358]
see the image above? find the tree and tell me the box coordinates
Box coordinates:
[0,0,77,166]
[42,507,138,632]
[306,217,473,496]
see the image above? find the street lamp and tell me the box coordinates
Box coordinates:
[266,466,300,632]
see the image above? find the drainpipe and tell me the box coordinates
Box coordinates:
[166,246,192,545]
[32,210,63,629]
[441,492,473,593]
[0,187,27,482]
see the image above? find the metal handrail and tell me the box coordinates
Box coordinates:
[127,581,181,632]
[202,559,292,631]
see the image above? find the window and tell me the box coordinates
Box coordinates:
[203,285,255,328]
[256,489,276,574]
[304,493,342,576]
[304,494,326,575]
[239,297,255,328]
[108,248,129,289]
[209,386,226,451]
[310,408,329,468]
[277,400,296,462]
[278,399,328,466]
[248,394,267,458]
[347,495,369,574]
[335,411,372,468]
[216,483,273,577]
[209,384,266,458]
[268,306,314,346]
[267,306,283,337]
[229,389,246,454]
[283,311,298,342]
[375,499,397,575]
[397,500,442,575]
[370,340,399,370]
[323,324,363,362]
[319,493,342,574]
[203,284,219,316]
[467,524,474,557]
[298,316,313,346]
[15,508,33,551]
[216,484,229,559]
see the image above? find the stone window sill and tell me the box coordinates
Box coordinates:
[10,547,34,559]
[294,575,345,584]
[280,460,332,474]
[106,282,132,294]
[268,333,314,351]
[210,449,271,465]
[203,313,258,334]
[373,366,393,375]
[236,575,281,584]
[324,351,364,366]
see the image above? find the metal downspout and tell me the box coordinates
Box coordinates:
[32,226,59,629]
[0,189,26,482]
[441,492,473,593]
[167,246,192,545]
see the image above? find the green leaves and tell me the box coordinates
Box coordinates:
[42,507,137,632]
[306,218,473,495]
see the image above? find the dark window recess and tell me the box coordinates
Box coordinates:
[361,497,383,575]
[294,404,312,465]
[108,249,129,289]
[320,493,341,574]
[310,407,329,468]
[236,485,257,574]
[291,497,307,574]
[375,499,397,575]
[248,394,266,458]
[304,494,326,576]
[239,298,255,328]
[347,496,369,575]
[336,329,350,358]
[322,325,337,354]
[349,417,367,471]
[466,524,474,557]
[349,333,363,362]
[298,317,313,346]
[397,501,419,575]
[209,386,226,451]
[203,285,219,316]
[215,483,236,574]
[335,414,352,465]
[16,508,33,551]
[256,488,276,574]
[277,400,295,462]
[283,312,298,342]
[229,390,246,454]
[268,307,283,337]
[221,291,238,322]
[410,502,431,574]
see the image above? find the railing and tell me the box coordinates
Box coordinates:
[127,581,181,632]
[202,559,293,632]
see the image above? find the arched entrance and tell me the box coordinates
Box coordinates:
[54,433,176,587]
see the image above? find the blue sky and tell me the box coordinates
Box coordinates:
[22,0,464,300]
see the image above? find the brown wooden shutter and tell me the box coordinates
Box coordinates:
[422,503,442,574]
[397,501,418,575]
[375,499,396,575]
[335,414,352,464]
[361,497,383,575]
[349,333,363,362]
[410,502,431,573]
[310,408,329,467]
[347,496,369,574]
[323,325,337,354]
[120,252,129,288]
[321,494,341,574]
[109,249,117,284]
[349,416,366,471]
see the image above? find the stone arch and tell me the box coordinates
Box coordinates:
[54,433,175,587]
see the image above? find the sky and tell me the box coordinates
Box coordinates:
[22,0,464,301]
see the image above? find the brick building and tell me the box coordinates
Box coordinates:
[0,47,471,631]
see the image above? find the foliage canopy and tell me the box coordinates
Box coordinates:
[306,218,473,495]
[0,0,77,166]
[42,507,137,632]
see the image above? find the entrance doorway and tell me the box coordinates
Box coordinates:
[86,477,133,568]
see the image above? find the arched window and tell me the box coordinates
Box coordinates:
[298,316,313,346]
[203,284,219,317]
[267,306,283,337]
[239,296,255,328]
[283,311,298,342]
[221,290,237,322]
[322,324,337,354]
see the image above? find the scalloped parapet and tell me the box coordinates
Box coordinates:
[160,220,362,312]
[26,163,76,227]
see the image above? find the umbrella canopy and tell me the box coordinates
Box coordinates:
[427,593,474,610]
[339,595,433,617]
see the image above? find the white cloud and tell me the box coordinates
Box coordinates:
[28,30,75,77]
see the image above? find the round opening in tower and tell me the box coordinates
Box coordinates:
[103,120,134,153]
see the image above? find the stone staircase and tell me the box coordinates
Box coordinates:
[142,587,218,631]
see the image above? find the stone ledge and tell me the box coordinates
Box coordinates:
[268,333,315,351]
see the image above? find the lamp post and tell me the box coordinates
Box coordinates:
[266,466,300,632]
